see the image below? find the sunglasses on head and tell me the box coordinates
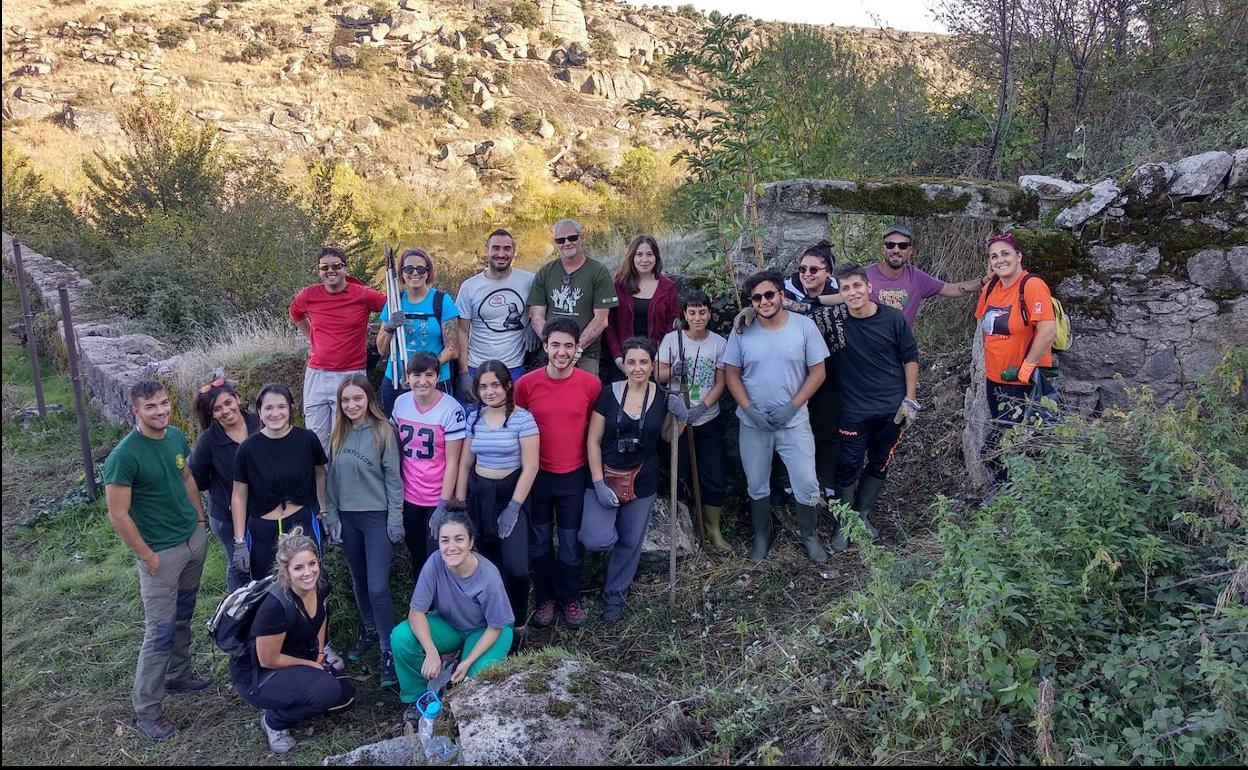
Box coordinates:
[884,241,911,250]
[401,265,430,276]
[797,265,826,274]
[554,234,580,245]
[750,290,778,303]
[317,261,346,272]
[199,377,227,394]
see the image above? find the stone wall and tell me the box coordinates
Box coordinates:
[2,234,178,425]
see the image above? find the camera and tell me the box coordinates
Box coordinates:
[616,437,641,454]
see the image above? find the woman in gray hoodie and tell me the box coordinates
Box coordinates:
[325,374,405,688]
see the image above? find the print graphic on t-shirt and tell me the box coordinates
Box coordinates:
[551,283,584,314]
[399,425,437,459]
[477,288,527,332]
[876,288,910,312]
[981,304,1012,336]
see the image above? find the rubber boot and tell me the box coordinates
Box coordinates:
[795,503,828,564]
[748,497,774,562]
[702,505,730,551]
[830,484,856,552]
[854,474,885,540]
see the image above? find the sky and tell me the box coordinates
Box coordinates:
[619,0,946,33]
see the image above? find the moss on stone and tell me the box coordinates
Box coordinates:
[1007,187,1041,222]
[1012,228,1085,280]
[523,673,551,694]
[547,698,574,718]
[812,178,1026,219]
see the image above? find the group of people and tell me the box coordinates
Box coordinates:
[103,220,1059,752]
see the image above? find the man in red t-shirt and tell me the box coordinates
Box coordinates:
[289,247,387,454]
[514,316,601,630]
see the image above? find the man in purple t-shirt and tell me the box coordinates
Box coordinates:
[865,225,987,327]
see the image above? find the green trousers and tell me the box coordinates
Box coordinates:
[390,612,513,702]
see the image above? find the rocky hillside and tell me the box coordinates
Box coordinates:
[1,0,944,217]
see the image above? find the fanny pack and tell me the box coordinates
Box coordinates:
[602,465,641,503]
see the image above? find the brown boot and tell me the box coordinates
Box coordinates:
[702,505,730,551]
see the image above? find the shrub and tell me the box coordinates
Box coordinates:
[239,40,274,63]
[676,4,701,19]
[588,27,616,60]
[492,66,511,87]
[367,0,390,21]
[354,43,384,71]
[462,23,483,45]
[156,24,189,49]
[510,0,541,28]
[612,146,658,193]
[481,106,507,128]
[514,109,541,134]
[433,51,454,75]
[443,61,472,113]
[484,4,509,24]
[385,102,413,124]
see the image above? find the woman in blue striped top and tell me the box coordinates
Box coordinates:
[454,360,540,643]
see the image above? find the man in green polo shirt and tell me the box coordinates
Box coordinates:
[528,218,619,375]
[104,380,212,742]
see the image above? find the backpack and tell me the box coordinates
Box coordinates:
[983,274,1072,352]
[404,289,446,328]
[206,577,296,688]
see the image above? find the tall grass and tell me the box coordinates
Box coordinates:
[166,312,306,392]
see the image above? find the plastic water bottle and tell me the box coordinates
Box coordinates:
[415,692,456,763]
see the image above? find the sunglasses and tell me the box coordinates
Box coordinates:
[884,241,911,250]
[401,265,430,276]
[554,234,581,245]
[750,290,778,303]
[797,265,826,274]
[317,262,347,272]
[199,377,227,394]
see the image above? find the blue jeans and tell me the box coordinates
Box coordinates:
[340,510,397,651]
[208,515,249,593]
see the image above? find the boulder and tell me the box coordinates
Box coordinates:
[331,45,357,66]
[482,37,512,61]
[640,496,699,567]
[340,4,375,27]
[580,69,651,101]
[351,115,380,136]
[387,10,426,41]
[1228,148,1248,190]
[2,98,63,122]
[566,41,589,66]
[446,658,648,765]
[537,118,556,139]
[370,22,390,42]
[62,105,121,134]
[1054,178,1121,229]
[1187,246,1248,293]
[322,735,418,765]
[1018,174,1087,200]
[1168,150,1234,197]
[1123,162,1174,205]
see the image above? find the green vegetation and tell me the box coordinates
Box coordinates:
[588,27,616,61]
[510,1,541,28]
[384,102,413,125]
[481,106,508,129]
[513,109,541,134]
[156,23,189,49]
[238,40,274,63]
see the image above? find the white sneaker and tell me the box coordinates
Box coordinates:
[322,642,345,673]
[261,714,295,754]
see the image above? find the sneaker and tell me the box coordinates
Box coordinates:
[260,714,295,754]
[322,642,346,673]
[379,650,398,688]
[531,599,556,628]
[346,628,378,662]
[602,604,623,624]
[402,701,423,724]
[562,601,587,630]
[165,673,213,694]
[135,716,176,742]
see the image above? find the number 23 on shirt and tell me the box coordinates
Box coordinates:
[390,392,466,506]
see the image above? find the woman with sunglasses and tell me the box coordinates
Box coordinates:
[377,247,461,415]
[604,235,679,382]
[189,377,261,592]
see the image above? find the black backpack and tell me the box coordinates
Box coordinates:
[206,577,294,677]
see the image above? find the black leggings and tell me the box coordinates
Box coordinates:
[247,507,321,580]
[468,468,531,626]
[401,501,437,578]
[241,665,355,730]
[984,380,1031,483]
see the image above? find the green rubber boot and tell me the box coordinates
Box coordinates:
[748,497,774,562]
[830,484,856,552]
[854,474,885,540]
[795,503,828,564]
[702,505,730,551]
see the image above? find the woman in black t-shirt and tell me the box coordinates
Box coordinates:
[580,337,686,624]
[231,383,328,580]
[230,530,354,754]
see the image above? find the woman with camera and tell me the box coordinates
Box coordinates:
[580,336,686,623]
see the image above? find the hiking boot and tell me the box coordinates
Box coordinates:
[322,642,345,673]
[748,497,774,562]
[795,503,828,564]
[531,599,556,628]
[702,505,730,551]
[562,601,587,630]
[346,628,378,662]
[602,603,624,624]
[403,701,423,724]
[166,673,213,694]
[854,474,885,540]
[260,714,295,754]
[379,650,398,688]
[135,716,176,742]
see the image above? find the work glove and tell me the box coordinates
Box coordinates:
[741,404,772,431]
[732,307,757,335]
[321,510,342,544]
[668,358,685,379]
[498,500,523,539]
[231,541,250,576]
[428,499,451,540]
[382,316,405,334]
[767,402,799,429]
[666,393,689,422]
[1001,363,1035,384]
[386,511,405,544]
[686,402,709,424]
[893,398,921,430]
[592,479,619,509]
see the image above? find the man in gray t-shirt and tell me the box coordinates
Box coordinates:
[724,271,830,565]
[455,229,535,400]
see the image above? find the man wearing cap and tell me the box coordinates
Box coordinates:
[863,224,988,328]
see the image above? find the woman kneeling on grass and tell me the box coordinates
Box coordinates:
[231,529,354,755]
[390,511,514,723]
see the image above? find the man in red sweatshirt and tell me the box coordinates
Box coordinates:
[289,247,387,455]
